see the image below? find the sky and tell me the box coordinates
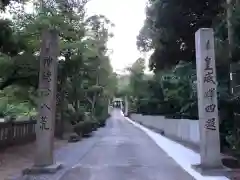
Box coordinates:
[86,0,150,74]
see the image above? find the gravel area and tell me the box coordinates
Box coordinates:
[0,139,67,180]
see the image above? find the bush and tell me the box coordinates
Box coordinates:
[91,118,99,131]
[73,120,98,137]
[94,104,109,127]
[98,118,107,127]
[73,107,110,138]
[96,112,110,127]
[164,113,182,119]
[180,114,198,120]
[0,101,37,120]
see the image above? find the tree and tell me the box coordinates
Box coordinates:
[0,0,117,136]
[137,0,224,71]
[134,0,240,152]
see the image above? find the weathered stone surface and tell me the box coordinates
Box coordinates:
[22,163,63,175]
[195,28,222,168]
[192,164,231,176]
[34,29,59,167]
[67,132,81,143]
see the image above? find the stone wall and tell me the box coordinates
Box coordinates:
[130,113,200,146]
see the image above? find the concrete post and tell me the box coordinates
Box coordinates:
[124,96,128,116]
[192,28,222,172]
[120,100,123,110]
[108,99,111,115]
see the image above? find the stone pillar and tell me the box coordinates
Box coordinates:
[35,29,58,166]
[23,29,62,174]
[193,28,222,171]
[108,99,111,115]
[120,100,123,111]
[124,96,128,116]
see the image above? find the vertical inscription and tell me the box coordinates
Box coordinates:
[39,54,53,131]
[203,56,216,84]
[195,28,222,167]
[35,29,59,167]
[203,40,217,131]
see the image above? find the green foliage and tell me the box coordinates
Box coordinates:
[133,0,240,153]
[73,110,109,136]
[73,120,97,137]
[0,86,37,118]
[2,103,36,117]
[0,0,117,133]
[122,59,198,119]
[137,0,224,71]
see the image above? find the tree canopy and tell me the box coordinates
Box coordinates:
[137,0,224,71]
[121,0,240,153]
[0,0,117,130]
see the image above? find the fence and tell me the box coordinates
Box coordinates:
[0,120,36,149]
[130,113,200,146]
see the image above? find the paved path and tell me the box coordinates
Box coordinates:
[59,117,195,180]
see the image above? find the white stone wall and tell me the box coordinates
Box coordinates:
[130,113,200,145]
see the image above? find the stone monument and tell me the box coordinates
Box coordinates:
[192,28,223,173]
[23,29,62,174]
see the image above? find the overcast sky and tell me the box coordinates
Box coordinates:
[86,0,150,73]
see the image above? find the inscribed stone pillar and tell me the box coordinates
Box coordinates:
[194,28,222,169]
[35,29,59,167]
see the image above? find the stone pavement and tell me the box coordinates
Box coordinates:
[60,117,194,180]
[10,115,195,180]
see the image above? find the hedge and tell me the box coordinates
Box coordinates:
[74,120,98,137]
[73,113,109,137]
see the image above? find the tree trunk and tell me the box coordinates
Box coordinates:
[227,0,235,95]
[92,94,97,115]
[236,0,239,6]
[227,0,234,59]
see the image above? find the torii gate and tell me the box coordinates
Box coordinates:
[109,97,128,116]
